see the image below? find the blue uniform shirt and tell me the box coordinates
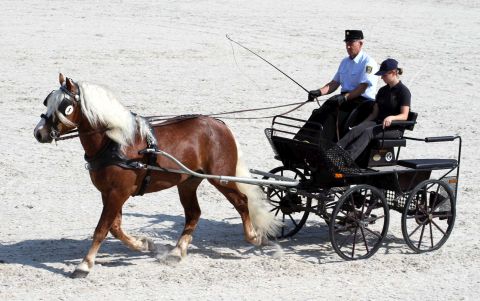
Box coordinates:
[333,50,378,100]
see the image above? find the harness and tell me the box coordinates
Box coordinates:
[83,115,207,197]
[83,116,160,197]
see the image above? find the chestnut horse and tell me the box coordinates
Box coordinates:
[34,74,279,278]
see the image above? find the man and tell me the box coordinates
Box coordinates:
[299,30,378,142]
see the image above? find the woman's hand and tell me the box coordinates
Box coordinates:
[383,116,395,128]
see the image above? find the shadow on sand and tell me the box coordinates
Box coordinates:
[0,212,412,276]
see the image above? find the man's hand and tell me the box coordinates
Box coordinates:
[308,89,322,102]
[383,116,394,128]
[327,94,347,107]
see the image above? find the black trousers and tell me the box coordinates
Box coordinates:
[295,96,369,143]
[337,121,403,160]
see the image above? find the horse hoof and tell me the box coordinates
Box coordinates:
[132,236,155,252]
[247,236,263,247]
[158,253,182,265]
[70,269,89,279]
[140,237,156,252]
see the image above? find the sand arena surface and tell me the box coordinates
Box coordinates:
[1,0,479,300]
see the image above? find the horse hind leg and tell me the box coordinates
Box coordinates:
[209,180,262,246]
[110,210,155,252]
[161,178,203,263]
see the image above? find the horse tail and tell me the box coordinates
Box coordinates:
[234,140,281,240]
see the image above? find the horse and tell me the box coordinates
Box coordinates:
[34,74,280,278]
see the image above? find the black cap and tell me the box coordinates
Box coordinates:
[375,58,399,75]
[344,30,364,42]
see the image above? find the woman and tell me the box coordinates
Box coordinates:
[337,58,411,160]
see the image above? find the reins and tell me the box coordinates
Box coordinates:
[49,35,316,140]
[146,100,310,122]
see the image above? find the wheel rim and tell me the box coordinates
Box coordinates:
[329,185,389,260]
[264,167,311,238]
[402,179,455,253]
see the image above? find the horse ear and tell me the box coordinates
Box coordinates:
[59,73,65,85]
[66,77,77,94]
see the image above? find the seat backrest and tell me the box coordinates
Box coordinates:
[405,111,418,131]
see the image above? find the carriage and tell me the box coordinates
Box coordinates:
[249,110,461,260]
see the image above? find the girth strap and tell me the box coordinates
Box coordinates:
[135,118,159,196]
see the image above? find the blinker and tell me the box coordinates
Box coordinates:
[58,98,74,116]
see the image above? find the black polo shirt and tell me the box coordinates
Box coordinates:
[375,81,411,122]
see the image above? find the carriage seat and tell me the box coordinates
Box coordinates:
[371,111,418,148]
[358,111,418,168]
[397,159,458,170]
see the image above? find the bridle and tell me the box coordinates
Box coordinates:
[40,84,108,141]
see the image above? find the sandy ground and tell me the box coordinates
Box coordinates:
[1,0,479,300]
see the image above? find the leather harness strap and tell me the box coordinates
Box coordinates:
[135,117,159,196]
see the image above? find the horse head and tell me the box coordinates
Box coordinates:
[34,73,82,143]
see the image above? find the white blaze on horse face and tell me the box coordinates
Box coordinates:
[34,118,46,132]
[34,118,48,140]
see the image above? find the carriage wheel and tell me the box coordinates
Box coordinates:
[263,166,311,238]
[401,179,456,253]
[329,185,389,260]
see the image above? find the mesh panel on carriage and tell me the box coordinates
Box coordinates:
[315,137,361,174]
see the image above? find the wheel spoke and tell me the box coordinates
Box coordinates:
[408,221,426,238]
[431,220,447,236]
[417,224,426,249]
[360,191,368,213]
[433,213,452,219]
[367,214,385,223]
[288,214,298,227]
[429,222,434,248]
[269,190,282,199]
[363,226,382,238]
[351,226,359,258]
[359,226,370,254]
[349,194,356,212]
[273,208,280,216]
[337,232,351,250]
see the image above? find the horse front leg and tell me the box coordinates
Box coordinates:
[71,192,128,278]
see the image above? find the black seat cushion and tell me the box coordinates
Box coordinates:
[397,159,458,170]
